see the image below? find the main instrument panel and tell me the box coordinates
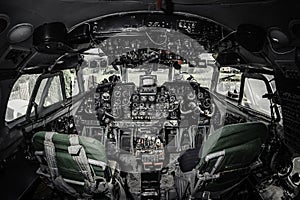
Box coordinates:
[130,85,180,121]
[92,77,212,124]
[72,73,215,198]
[73,75,213,177]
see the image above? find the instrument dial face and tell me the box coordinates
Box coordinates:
[123,98,130,105]
[141,96,147,102]
[103,102,111,109]
[132,94,139,102]
[170,95,176,102]
[123,91,130,97]
[102,92,111,101]
[148,96,155,102]
[114,99,121,105]
[197,92,204,99]
[203,98,211,109]
[114,91,121,97]
[94,93,100,99]
[188,92,196,100]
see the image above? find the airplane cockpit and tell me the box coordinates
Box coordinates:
[1,1,300,200]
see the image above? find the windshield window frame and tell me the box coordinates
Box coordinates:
[25,71,67,121]
[214,65,277,118]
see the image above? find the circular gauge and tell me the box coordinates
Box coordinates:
[132,110,138,116]
[133,103,138,107]
[104,118,110,124]
[193,107,201,114]
[188,92,196,100]
[163,112,169,118]
[203,98,211,109]
[123,98,130,105]
[114,99,121,105]
[132,94,139,101]
[188,102,196,109]
[102,92,110,101]
[114,91,121,97]
[148,96,155,102]
[156,138,161,147]
[122,91,130,97]
[94,93,100,99]
[103,103,111,109]
[197,92,204,99]
[170,95,176,102]
[140,96,147,102]
[159,95,167,103]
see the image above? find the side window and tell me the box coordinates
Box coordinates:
[62,69,79,98]
[43,76,63,107]
[5,74,40,122]
[216,67,242,100]
[242,78,271,115]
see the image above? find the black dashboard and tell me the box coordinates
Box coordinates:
[71,74,214,176]
[92,75,212,127]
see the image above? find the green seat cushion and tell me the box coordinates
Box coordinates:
[32,132,109,182]
[198,122,268,172]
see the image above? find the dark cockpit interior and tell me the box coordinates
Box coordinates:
[0,1,300,200]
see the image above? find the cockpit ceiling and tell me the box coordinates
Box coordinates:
[1,11,276,76]
[162,0,278,5]
[0,0,299,49]
[58,0,277,4]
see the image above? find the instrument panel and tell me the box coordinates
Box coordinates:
[75,76,213,135]
[130,86,180,120]
[163,81,212,120]
[111,83,135,120]
[90,12,228,50]
[72,75,214,181]
[75,76,214,128]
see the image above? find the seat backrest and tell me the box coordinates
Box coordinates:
[32,131,111,196]
[196,122,268,193]
[199,122,268,171]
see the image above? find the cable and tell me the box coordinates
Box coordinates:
[85,23,98,46]
[84,23,105,58]
[217,30,236,43]
[145,30,168,46]
[48,53,69,71]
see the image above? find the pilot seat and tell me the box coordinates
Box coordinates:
[177,122,268,199]
[32,132,123,199]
